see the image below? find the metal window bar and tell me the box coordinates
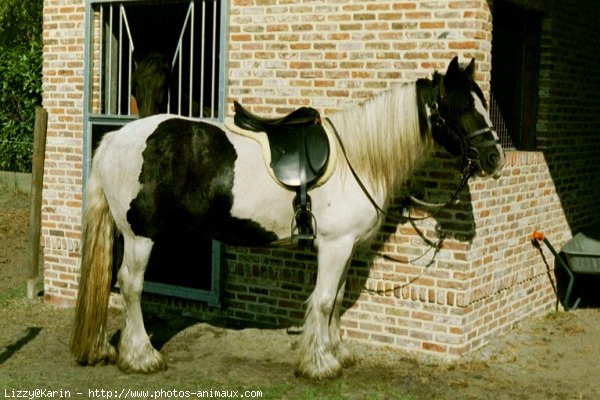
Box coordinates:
[168,0,220,119]
[200,0,206,117]
[169,1,194,116]
[90,0,222,120]
[106,5,112,114]
[170,2,192,115]
[118,5,123,114]
[210,0,217,119]
[98,6,103,115]
[121,4,135,115]
[99,4,134,116]
[189,2,195,117]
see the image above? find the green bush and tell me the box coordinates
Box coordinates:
[0,0,43,173]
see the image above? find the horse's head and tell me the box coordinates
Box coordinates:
[427,57,505,179]
[132,52,170,118]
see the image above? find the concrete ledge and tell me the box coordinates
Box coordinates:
[0,171,32,194]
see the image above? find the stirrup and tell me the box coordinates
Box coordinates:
[290,208,317,248]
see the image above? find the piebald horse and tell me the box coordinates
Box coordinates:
[71,57,504,378]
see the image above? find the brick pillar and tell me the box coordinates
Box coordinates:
[41,0,86,306]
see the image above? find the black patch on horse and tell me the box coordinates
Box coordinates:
[127,118,279,246]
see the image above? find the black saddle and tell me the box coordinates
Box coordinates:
[233,101,331,247]
[234,101,329,187]
[233,101,322,132]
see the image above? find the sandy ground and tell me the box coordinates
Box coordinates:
[1,183,599,399]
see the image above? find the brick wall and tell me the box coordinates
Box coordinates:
[41,0,86,306]
[41,0,600,358]
[536,0,600,230]
[228,0,493,114]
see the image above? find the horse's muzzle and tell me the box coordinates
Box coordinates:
[479,149,504,179]
[465,126,505,180]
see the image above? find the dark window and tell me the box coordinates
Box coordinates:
[491,1,542,150]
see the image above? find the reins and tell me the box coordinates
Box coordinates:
[325,115,446,262]
[324,116,389,217]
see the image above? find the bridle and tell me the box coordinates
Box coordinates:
[411,99,500,209]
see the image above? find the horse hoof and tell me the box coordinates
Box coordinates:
[336,344,356,368]
[295,352,342,380]
[75,344,117,366]
[295,363,342,380]
[117,345,167,373]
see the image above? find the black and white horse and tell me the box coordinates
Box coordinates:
[71,58,504,378]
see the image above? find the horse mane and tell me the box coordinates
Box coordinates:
[328,82,434,195]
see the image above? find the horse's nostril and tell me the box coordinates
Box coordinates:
[488,153,499,166]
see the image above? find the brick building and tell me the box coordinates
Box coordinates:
[41,0,600,358]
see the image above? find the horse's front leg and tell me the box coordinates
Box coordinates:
[329,278,356,368]
[296,236,354,379]
[117,235,166,373]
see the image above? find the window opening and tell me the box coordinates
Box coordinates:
[491,1,542,150]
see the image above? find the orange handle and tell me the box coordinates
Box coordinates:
[532,231,545,241]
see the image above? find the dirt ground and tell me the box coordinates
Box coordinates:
[1,183,599,400]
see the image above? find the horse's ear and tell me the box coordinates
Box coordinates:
[464,58,476,78]
[445,56,460,78]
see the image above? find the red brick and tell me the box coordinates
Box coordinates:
[422,342,447,353]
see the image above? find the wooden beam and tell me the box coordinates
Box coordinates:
[27,107,48,300]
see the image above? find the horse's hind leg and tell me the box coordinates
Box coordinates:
[296,237,354,379]
[116,234,166,373]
